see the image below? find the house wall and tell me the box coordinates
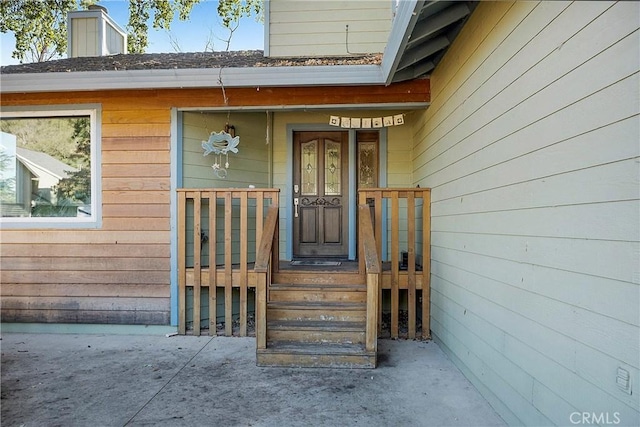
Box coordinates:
[1,84,427,325]
[267,0,392,57]
[1,91,174,325]
[412,1,640,425]
[182,112,270,189]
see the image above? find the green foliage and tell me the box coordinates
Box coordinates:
[0,149,16,203]
[127,0,263,53]
[0,117,91,215]
[127,0,175,54]
[31,203,78,217]
[0,0,96,63]
[217,0,263,29]
[0,118,82,168]
[55,118,91,204]
[125,0,206,54]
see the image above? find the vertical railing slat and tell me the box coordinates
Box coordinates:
[272,192,280,274]
[178,191,187,335]
[390,192,399,339]
[256,273,267,348]
[208,191,217,335]
[255,192,264,260]
[255,205,279,350]
[358,191,366,276]
[224,191,233,336]
[193,192,202,336]
[359,204,380,356]
[374,191,383,333]
[366,272,379,353]
[422,189,431,339]
[254,192,264,337]
[239,191,248,337]
[407,191,416,339]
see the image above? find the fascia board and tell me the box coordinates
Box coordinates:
[381,0,422,85]
[0,65,384,93]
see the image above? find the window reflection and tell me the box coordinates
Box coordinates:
[0,117,91,218]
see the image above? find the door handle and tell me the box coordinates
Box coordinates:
[294,198,299,217]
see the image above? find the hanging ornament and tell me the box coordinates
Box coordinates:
[202,127,240,179]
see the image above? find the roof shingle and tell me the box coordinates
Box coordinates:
[1,50,382,74]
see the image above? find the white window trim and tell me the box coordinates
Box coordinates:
[0,104,102,229]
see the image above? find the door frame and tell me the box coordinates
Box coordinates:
[285,124,387,261]
[293,130,350,258]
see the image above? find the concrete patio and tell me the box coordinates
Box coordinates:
[1,332,505,426]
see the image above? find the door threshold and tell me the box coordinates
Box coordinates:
[290,260,342,267]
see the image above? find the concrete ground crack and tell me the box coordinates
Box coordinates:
[123,336,215,426]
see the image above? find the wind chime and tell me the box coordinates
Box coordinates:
[202,123,239,179]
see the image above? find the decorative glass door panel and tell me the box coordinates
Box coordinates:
[301,140,317,195]
[358,142,377,188]
[293,131,349,257]
[357,131,378,189]
[324,141,341,196]
[357,131,379,230]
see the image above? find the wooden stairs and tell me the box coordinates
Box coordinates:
[256,271,376,368]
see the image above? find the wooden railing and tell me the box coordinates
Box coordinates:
[178,187,429,341]
[254,206,280,350]
[358,205,380,353]
[177,189,279,336]
[358,188,431,340]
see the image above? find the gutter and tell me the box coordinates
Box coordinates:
[0,64,385,94]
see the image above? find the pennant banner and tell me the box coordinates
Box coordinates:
[329,114,405,129]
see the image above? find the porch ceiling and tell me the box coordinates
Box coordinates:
[386,1,478,84]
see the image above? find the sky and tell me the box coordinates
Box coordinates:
[0,0,265,66]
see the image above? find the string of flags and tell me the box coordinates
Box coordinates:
[329,114,405,129]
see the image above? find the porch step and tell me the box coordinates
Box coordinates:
[257,342,375,368]
[273,271,363,286]
[268,301,366,322]
[269,283,366,304]
[256,271,376,368]
[261,275,374,368]
[267,320,366,344]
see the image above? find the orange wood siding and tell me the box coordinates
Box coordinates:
[1,91,172,325]
[0,81,429,325]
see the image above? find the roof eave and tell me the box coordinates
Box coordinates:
[381,0,423,85]
[0,64,385,94]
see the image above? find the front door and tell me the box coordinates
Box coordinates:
[293,131,349,258]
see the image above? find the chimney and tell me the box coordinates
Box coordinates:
[67,5,127,58]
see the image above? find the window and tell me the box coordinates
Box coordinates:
[357,131,379,189]
[0,106,101,228]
